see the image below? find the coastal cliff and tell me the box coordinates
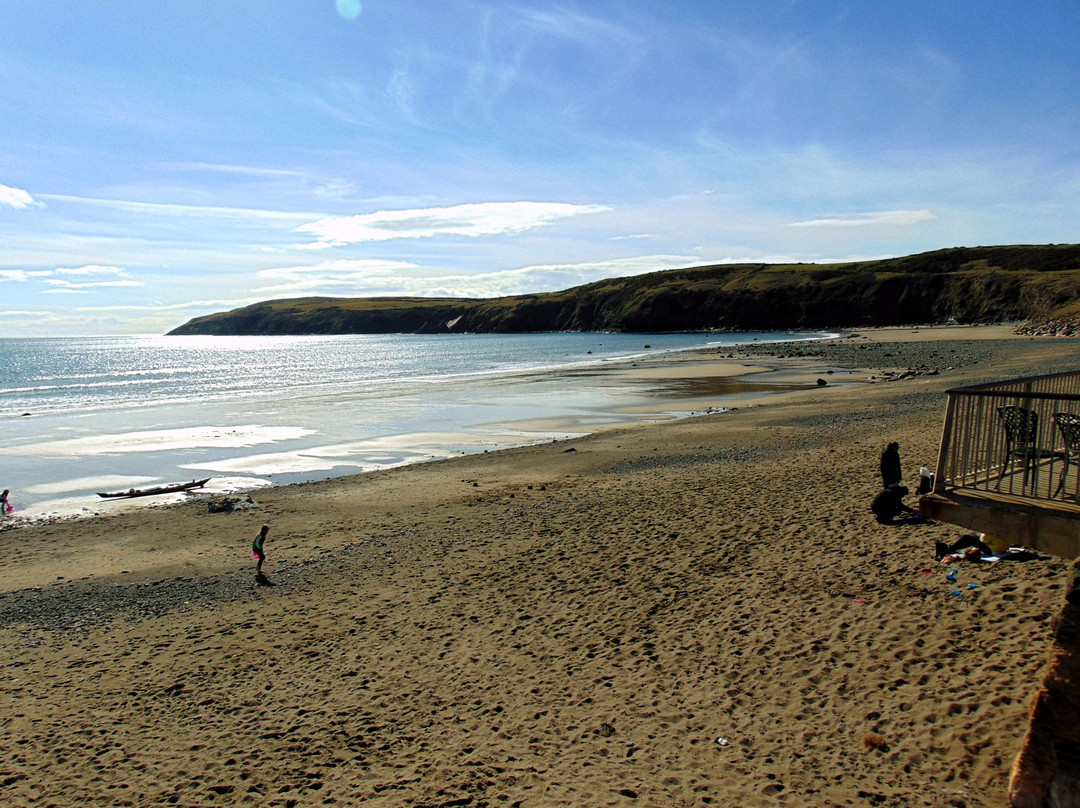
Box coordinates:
[168,244,1080,335]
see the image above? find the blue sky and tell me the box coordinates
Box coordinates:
[1,1,1078,336]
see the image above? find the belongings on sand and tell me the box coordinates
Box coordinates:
[97,478,211,499]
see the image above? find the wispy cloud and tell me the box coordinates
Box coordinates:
[53,264,133,278]
[40,287,94,295]
[789,210,936,228]
[0,297,274,337]
[159,162,306,179]
[0,309,67,322]
[449,255,699,297]
[0,270,47,283]
[296,201,610,247]
[516,6,643,51]
[258,259,422,294]
[0,183,38,209]
[37,194,323,223]
[74,298,266,314]
[159,163,357,200]
[5,264,143,293]
[257,254,698,299]
[43,279,142,292]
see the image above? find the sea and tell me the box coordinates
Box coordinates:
[0,331,830,518]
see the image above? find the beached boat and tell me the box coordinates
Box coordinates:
[97,478,211,499]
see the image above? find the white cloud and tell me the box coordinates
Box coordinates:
[296,201,610,247]
[38,193,322,223]
[0,183,37,209]
[1,268,103,284]
[256,253,698,299]
[5,264,144,292]
[500,255,698,286]
[788,210,937,228]
[53,264,130,277]
[312,180,356,200]
[74,297,264,314]
[0,309,63,320]
[258,258,421,294]
[160,163,356,200]
[43,278,142,289]
[159,162,304,178]
[41,286,93,295]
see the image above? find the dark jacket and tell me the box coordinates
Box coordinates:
[880,446,902,487]
[871,484,911,523]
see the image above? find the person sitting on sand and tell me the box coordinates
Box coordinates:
[916,466,934,496]
[936,533,994,562]
[871,484,914,524]
[252,524,269,575]
[936,533,1039,564]
[880,441,902,487]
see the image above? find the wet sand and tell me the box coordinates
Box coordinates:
[1,327,1078,807]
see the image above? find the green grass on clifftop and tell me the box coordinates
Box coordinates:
[168,244,1080,336]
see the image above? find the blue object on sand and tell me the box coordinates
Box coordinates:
[945,568,958,582]
[967,582,979,589]
[950,589,962,596]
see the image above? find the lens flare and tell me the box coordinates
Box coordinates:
[335,0,362,21]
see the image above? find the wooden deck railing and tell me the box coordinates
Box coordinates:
[934,369,1080,504]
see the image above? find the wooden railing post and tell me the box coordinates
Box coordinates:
[934,393,957,495]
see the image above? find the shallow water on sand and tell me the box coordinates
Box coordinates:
[0,331,827,517]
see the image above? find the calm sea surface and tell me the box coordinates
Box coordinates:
[0,332,825,517]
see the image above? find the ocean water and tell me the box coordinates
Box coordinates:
[0,332,826,517]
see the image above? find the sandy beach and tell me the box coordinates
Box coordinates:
[2,326,1079,807]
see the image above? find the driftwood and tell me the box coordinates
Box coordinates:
[97,478,210,499]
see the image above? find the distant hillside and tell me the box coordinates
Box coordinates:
[168,244,1080,336]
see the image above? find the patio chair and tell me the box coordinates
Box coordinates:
[1053,411,1080,497]
[996,405,1062,490]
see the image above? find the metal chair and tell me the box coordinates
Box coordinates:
[996,405,1061,490]
[1053,411,1080,497]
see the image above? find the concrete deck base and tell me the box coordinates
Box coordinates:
[919,490,1080,559]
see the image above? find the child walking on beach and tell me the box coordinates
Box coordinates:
[252,524,269,575]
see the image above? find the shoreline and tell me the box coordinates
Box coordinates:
[1,330,829,522]
[0,324,1015,528]
[0,325,1062,588]
[1,326,1078,806]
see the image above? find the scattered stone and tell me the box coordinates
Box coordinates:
[862,734,889,752]
[208,495,257,513]
[1016,319,1080,337]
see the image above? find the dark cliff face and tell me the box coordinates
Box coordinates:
[167,244,1080,336]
